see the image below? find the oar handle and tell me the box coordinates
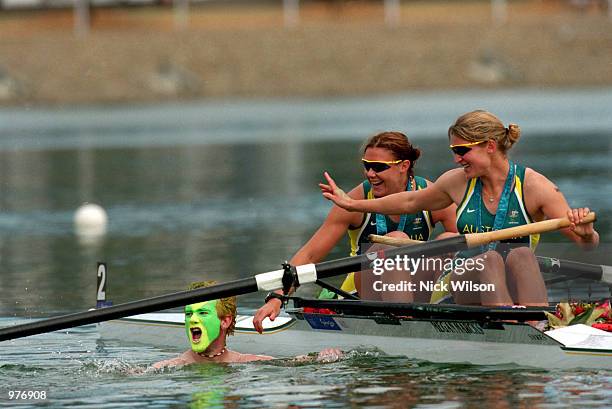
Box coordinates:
[368,234,423,246]
[370,213,596,249]
[465,212,596,248]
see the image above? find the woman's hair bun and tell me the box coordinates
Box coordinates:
[505,123,521,148]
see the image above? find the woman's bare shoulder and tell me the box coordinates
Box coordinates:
[433,168,468,201]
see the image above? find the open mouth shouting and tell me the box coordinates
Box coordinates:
[190,327,203,343]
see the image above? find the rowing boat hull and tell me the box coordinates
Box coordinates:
[98,310,612,370]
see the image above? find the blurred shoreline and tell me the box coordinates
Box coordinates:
[1,1,611,107]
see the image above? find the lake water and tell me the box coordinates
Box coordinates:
[1,88,611,407]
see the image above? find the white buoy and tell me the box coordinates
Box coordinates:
[74,203,108,237]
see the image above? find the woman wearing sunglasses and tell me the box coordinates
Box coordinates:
[253,131,457,333]
[320,110,598,306]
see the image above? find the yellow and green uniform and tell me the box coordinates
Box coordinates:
[431,162,539,304]
[319,176,433,299]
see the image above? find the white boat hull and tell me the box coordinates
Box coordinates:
[98,310,612,370]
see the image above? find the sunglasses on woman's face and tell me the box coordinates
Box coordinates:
[361,158,403,173]
[449,140,487,156]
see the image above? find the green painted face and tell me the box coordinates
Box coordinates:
[185,300,221,353]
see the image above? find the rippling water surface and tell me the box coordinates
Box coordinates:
[1,89,611,407]
[2,317,611,408]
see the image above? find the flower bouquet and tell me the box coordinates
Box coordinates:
[545,299,612,331]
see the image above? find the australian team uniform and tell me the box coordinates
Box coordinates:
[318,176,433,299]
[430,162,539,304]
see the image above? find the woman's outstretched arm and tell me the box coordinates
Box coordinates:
[320,171,454,215]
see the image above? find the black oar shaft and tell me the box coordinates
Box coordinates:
[0,278,258,342]
[0,235,469,342]
[537,256,609,283]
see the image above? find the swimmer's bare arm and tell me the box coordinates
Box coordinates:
[151,351,192,369]
[232,352,275,362]
[291,348,343,363]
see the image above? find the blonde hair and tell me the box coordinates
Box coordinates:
[187,280,237,336]
[448,110,521,153]
[361,131,421,177]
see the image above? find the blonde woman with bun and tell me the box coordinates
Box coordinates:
[321,110,599,307]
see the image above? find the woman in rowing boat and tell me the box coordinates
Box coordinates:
[253,131,458,333]
[320,110,599,306]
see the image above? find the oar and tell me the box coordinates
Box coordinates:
[369,213,596,248]
[538,256,612,285]
[0,235,468,342]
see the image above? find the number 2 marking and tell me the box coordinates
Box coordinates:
[97,263,107,302]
